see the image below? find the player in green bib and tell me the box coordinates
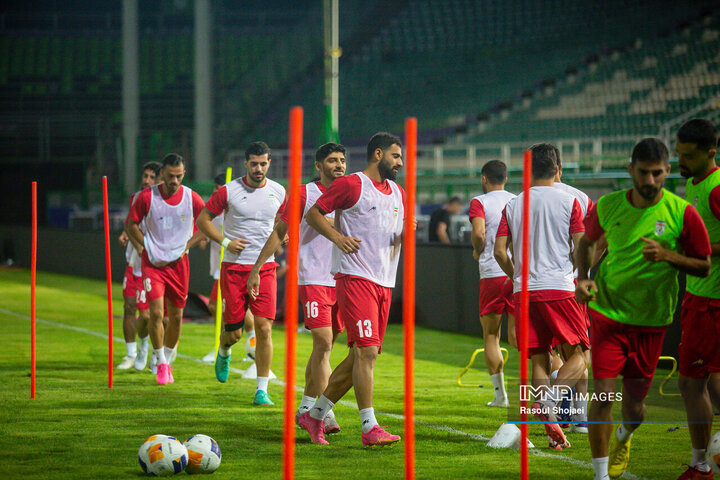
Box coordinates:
[675,119,720,480]
[575,138,711,480]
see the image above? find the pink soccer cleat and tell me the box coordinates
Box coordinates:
[298,412,329,445]
[532,402,569,449]
[156,363,174,385]
[361,425,401,447]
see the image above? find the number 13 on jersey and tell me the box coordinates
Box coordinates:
[356,319,373,338]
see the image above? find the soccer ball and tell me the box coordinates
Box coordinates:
[708,431,720,474]
[139,435,188,476]
[184,434,221,474]
[245,335,256,360]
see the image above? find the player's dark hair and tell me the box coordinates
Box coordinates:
[529,143,558,179]
[481,160,507,184]
[631,138,669,165]
[214,173,226,186]
[142,161,162,176]
[366,132,402,162]
[316,142,346,163]
[677,118,719,151]
[245,141,271,161]
[551,144,562,168]
[162,153,185,168]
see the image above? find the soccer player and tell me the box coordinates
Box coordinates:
[248,142,347,432]
[298,132,406,447]
[126,153,206,385]
[469,159,516,407]
[195,141,287,405]
[494,143,589,450]
[575,138,711,480]
[117,161,161,370]
[675,119,720,480]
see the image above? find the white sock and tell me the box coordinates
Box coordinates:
[691,448,711,472]
[256,376,269,392]
[490,372,507,400]
[309,395,334,421]
[359,407,378,433]
[298,395,316,414]
[592,457,609,480]
[616,424,632,443]
[164,345,177,364]
[549,369,559,384]
[219,345,231,357]
[324,408,336,422]
[154,348,167,365]
[574,398,588,421]
[126,342,137,358]
[139,336,149,350]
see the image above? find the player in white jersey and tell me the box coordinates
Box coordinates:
[117,161,161,370]
[248,142,347,433]
[127,153,206,385]
[196,142,287,405]
[298,132,407,447]
[494,143,589,449]
[469,160,516,407]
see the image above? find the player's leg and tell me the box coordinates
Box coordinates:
[252,315,274,404]
[679,374,714,477]
[164,301,183,361]
[588,377,619,480]
[147,296,167,379]
[480,312,508,407]
[243,310,256,360]
[709,372,720,410]
[133,286,151,371]
[507,312,517,349]
[299,326,333,410]
[119,268,139,369]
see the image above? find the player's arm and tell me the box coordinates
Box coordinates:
[248,220,287,300]
[118,230,128,247]
[640,237,710,277]
[493,234,513,279]
[126,219,144,251]
[436,220,451,244]
[306,205,361,253]
[575,234,598,303]
[184,229,207,251]
[196,208,248,255]
[470,217,486,261]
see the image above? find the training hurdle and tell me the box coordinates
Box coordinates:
[456,348,509,387]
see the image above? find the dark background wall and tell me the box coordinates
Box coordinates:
[0,225,682,357]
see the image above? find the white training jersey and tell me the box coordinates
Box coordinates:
[143,184,195,266]
[125,191,146,276]
[332,172,404,288]
[502,186,580,294]
[299,182,336,286]
[221,177,286,265]
[554,181,590,216]
[472,190,516,279]
[209,214,223,280]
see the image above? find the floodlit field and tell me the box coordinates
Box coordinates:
[0,269,701,479]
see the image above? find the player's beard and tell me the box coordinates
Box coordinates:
[633,179,664,201]
[378,157,398,181]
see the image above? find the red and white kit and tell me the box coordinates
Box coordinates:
[315,172,405,351]
[123,191,149,310]
[205,176,287,329]
[469,190,516,317]
[282,181,343,332]
[208,214,223,303]
[129,184,204,308]
[497,186,588,356]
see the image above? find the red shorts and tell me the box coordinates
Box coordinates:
[479,276,515,317]
[141,254,190,309]
[209,280,219,302]
[514,294,589,357]
[123,265,149,310]
[337,276,392,352]
[300,284,343,332]
[221,264,276,331]
[679,293,720,379]
[590,309,667,398]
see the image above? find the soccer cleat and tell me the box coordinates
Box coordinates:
[156,363,174,385]
[531,402,570,449]
[134,346,149,371]
[361,425,401,447]
[676,465,714,479]
[608,429,632,478]
[168,347,177,364]
[253,390,274,406]
[323,413,341,434]
[298,412,329,445]
[548,435,571,450]
[149,353,158,374]
[487,397,509,407]
[214,353,231,383]
[116,355,135,370]
[569,422,589,434]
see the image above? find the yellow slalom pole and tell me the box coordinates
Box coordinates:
[214,167,233,361]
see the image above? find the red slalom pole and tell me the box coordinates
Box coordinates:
[102,176,113,389]
[520,150,531,480]
[403,117,417,480]
[283,106,303,480]
[31,181,37,399]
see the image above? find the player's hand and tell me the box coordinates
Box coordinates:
[198,238,208,250]
[575,279,597,303]
[118,231,128,246]
[281,234,289,247]
[472,248,480,261]
[226,238,249,254]
[247,269,261,301]
[640,237,668,263]
[335,236,361,254]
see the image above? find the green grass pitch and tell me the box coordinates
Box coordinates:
[0,268,701,479]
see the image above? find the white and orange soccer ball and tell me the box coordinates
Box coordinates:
[138,434,188,476]
[184,434,221,474]
[708,432,720,474]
